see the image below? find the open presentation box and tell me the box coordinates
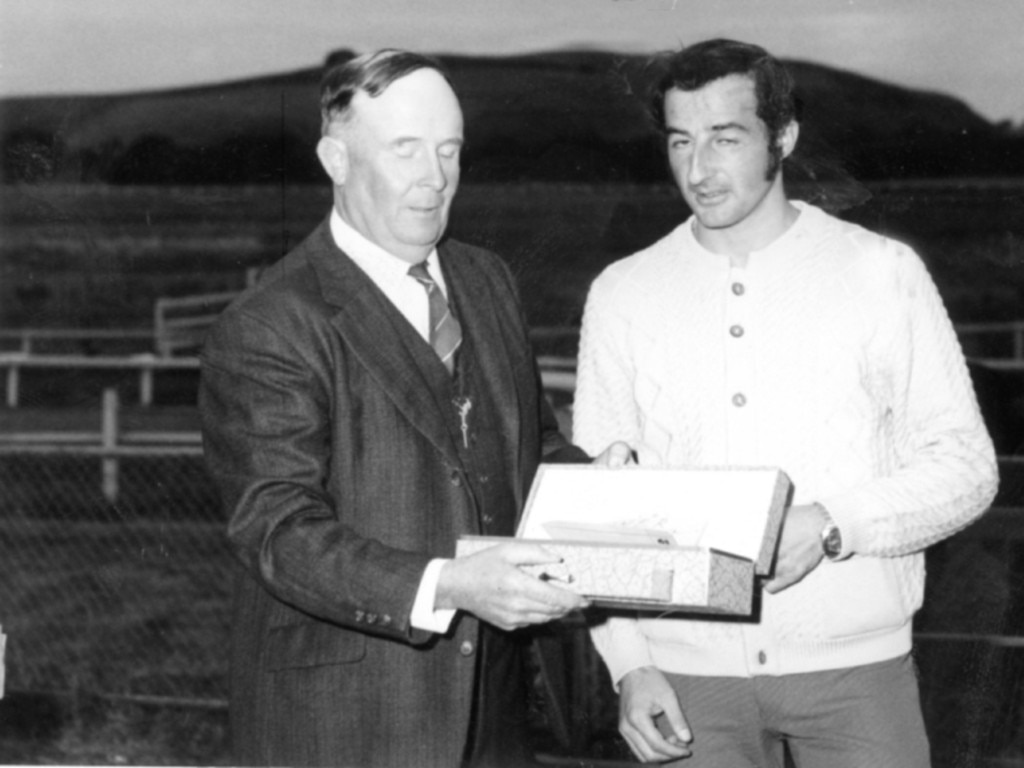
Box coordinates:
[457,465,792,615]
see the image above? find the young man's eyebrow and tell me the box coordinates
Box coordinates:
[663,122,751,135]
[710,121,751,133]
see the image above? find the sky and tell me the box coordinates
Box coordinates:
[1,0,1021,123]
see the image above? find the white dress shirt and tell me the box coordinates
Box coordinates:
[330,209,456,634]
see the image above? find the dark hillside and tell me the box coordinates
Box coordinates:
[2,49,1021,185]
[786,61,1002,178]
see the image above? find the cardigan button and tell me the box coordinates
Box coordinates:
[450,471,462,487]
[459,640,475,657]
[729,325,744,338]
[732,393,747,407]
[732,282,745,296]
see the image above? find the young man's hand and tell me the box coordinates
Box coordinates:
[618,666,693,762]
[763,503,829,593]
[592,440,635,467]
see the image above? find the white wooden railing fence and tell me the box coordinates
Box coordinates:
[1,319,1022,408]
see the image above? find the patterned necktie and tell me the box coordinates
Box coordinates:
[408,261,462,375]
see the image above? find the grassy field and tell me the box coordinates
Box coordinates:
[0,456,233,764]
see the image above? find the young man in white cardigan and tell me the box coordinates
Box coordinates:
[573,38,998,768]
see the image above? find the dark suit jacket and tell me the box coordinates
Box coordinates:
[199,220,583,767]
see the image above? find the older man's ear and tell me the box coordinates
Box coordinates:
[316,135,349,186]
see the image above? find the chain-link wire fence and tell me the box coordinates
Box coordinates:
[0,441,622,762]
[2,432,1024,765]
[0,450,232,706]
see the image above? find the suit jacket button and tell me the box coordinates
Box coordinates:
[380,615,392,626]
[366,613,378,624]
[450,472,462,487]
[355,610,365,622]
[459,640,475,657]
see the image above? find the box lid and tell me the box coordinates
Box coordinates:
[516,465,791,575]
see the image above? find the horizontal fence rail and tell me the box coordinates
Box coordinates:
[1,318,1021,359]
[0,327,154,355]
[153,291,242,357]
[957,320,1024,365]
[1,339,1018,409]
[0,352,199,408]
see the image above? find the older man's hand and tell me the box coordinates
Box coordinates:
[436,542,588,630]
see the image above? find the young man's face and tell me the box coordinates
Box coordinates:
[664,74,795,242]
[327,67,464,263]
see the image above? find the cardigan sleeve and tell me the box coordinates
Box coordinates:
[589,615,656,689]
[574,268,660,682]
[818,244,998,558]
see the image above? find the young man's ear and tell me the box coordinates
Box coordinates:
[316,135,349,186]
[779,120,799,160]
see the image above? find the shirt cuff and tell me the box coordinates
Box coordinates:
[410,558,457,634]
[590,616,654,689]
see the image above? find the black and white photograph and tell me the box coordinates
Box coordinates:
[0,1,1022,765]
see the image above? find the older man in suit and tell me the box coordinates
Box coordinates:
[200,49,626,768]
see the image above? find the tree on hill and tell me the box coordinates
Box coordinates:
[2,129,64,183]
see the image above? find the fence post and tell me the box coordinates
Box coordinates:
[154,299,167,357]
[5,363,18,408]
[101,388,120,503]
[138,356,154,407]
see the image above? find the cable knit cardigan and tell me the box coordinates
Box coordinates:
[573,202,999,682]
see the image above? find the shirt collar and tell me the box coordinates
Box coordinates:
[329,207,440,283]
[685,200,814,258]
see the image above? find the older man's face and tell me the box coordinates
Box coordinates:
[332,68,464,263]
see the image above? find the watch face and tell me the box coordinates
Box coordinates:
[824,525,842,557]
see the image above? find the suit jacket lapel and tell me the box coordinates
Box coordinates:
[306,222,462,468]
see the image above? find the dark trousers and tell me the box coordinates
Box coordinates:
[464,624,542,768]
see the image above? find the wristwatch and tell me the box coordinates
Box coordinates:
[821,518,842,560]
